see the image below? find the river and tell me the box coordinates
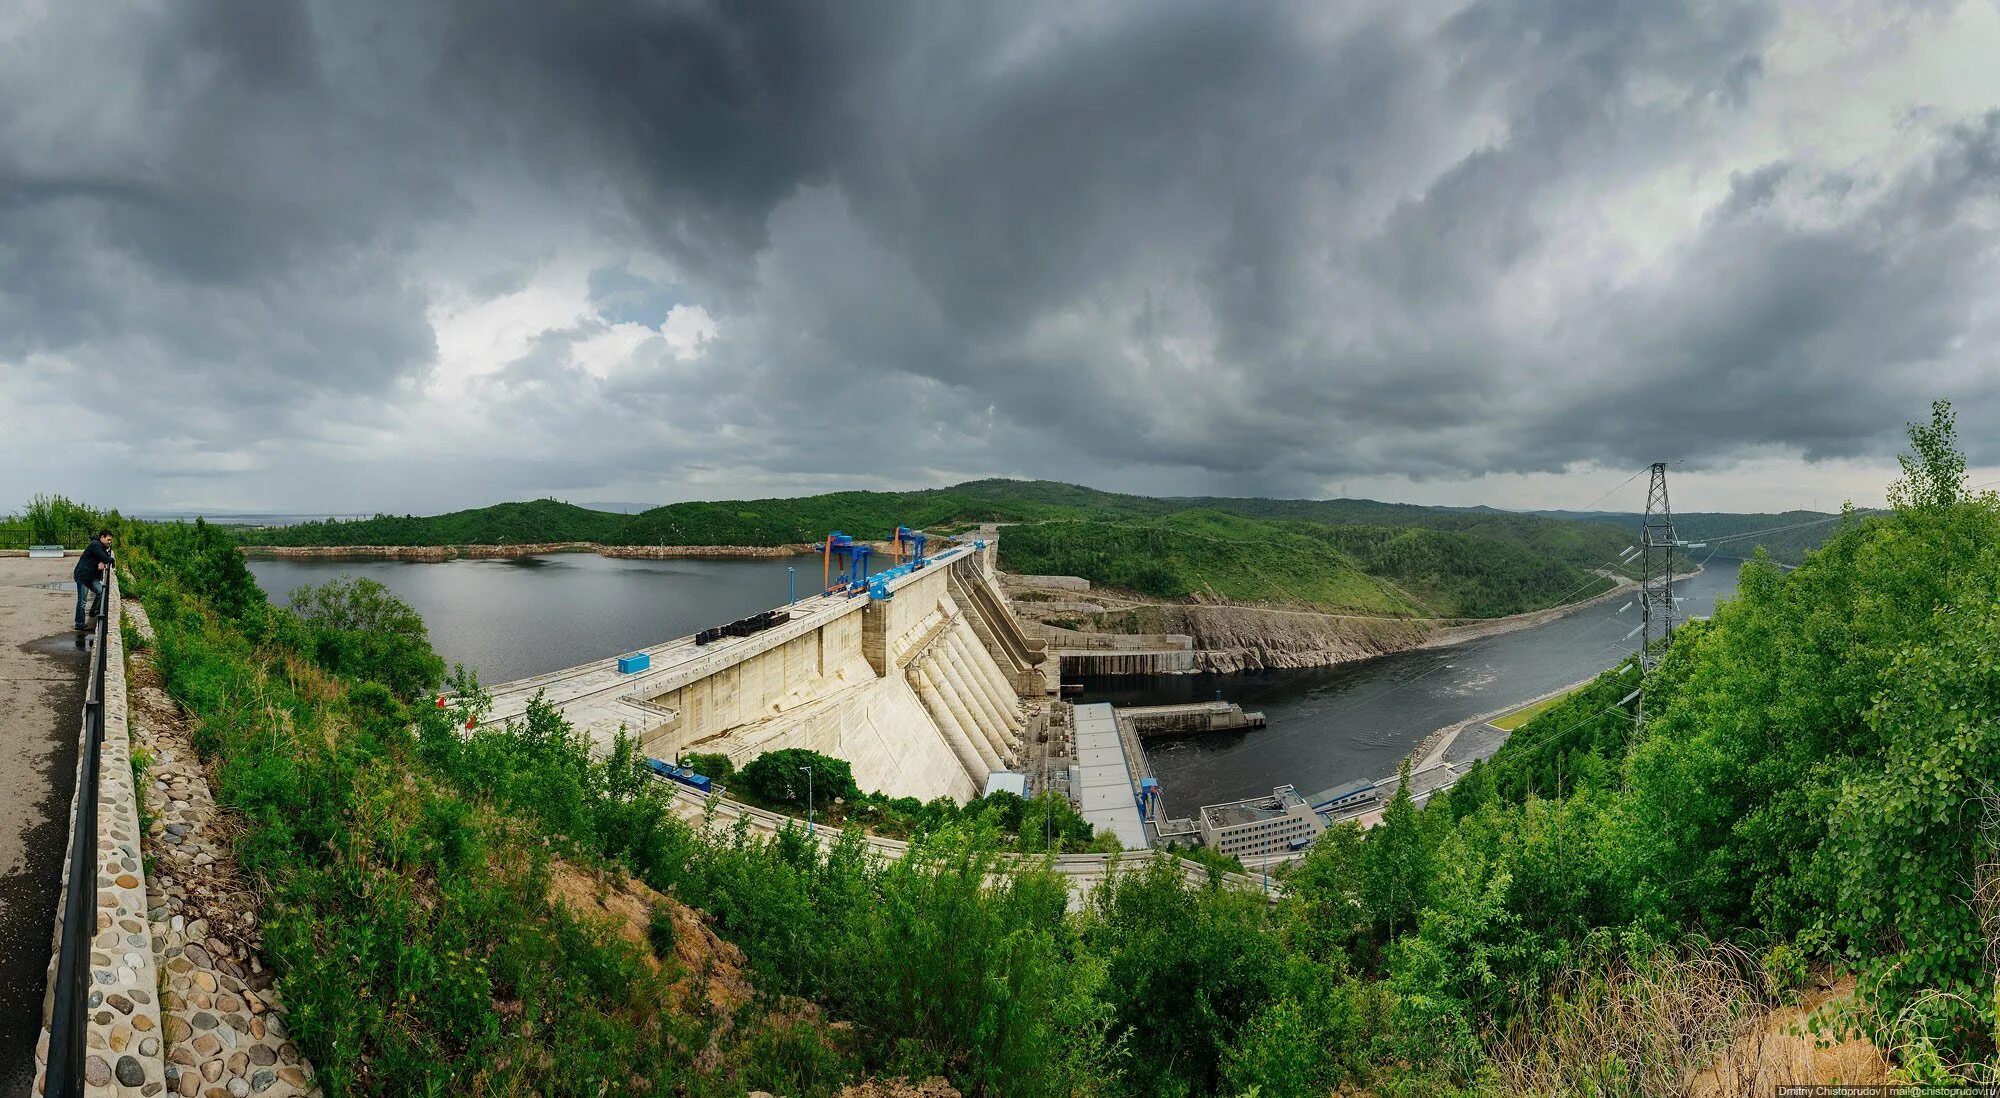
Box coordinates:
[1075,560,1743,811]
[247,552,1740,811]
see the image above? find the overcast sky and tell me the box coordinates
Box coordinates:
[3,0,1998,517]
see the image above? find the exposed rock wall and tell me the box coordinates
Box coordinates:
[1041,605,1438,674]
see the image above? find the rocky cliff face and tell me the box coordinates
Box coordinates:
[1112,604,1438,673]
[1007,568,1635,676]
[1024,603,1439,673]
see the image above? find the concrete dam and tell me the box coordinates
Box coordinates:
[481,541,1051,803]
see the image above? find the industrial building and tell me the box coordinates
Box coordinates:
[1197,785,1326,858]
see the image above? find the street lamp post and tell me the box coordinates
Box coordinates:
[799,765,814,837]
[788,566,796,606]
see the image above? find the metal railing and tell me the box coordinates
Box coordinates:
[41,575,111,1098]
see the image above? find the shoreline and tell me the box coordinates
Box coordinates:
[1414,566,1704,651]
[1396,567,1705,772]
[1403,671,1609,773]
[240,542,811,561]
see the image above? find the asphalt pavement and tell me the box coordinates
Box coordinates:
[0,556,86,1098]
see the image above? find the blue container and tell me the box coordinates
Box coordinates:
[644,758,713,793]
[616,652,651,674]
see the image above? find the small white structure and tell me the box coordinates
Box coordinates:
[27,545,64,559]
[984,771,1030,798]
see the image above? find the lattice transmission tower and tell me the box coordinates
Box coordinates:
[1638,461,1678,671]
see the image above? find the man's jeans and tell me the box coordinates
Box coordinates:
[74,579,104,629]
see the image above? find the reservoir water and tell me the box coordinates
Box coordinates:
[247,553,812,685]
[247,553,1740,808]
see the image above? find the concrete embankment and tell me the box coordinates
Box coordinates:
[242,542,807,561]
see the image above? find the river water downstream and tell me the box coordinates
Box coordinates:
[1077,560,1743,811]
[247,553,1741,811]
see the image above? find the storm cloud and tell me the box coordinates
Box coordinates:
[3,0,1998,513]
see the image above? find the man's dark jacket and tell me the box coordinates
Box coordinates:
[72,539,113,584]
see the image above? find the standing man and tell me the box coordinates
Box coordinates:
[72,528,114,631]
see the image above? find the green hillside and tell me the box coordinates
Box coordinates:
[245,479,1642,618]
[1296,522,1618,617]
[248,498,627,547]
[996,512,1424,615]
[249,483,1114,548]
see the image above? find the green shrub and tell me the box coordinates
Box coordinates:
[647,907,676,961]
[1760,942,1808,1003]
[681,751,735,782]
[737,748,860,808]
[287,576,446,700]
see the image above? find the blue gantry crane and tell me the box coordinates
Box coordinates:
[817,531,874,595]
[819,525,969,600]
[891,525,928,568]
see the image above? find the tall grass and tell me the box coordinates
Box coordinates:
[1485,938,1805,1097]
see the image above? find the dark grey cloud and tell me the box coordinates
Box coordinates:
[2,0,1997,513]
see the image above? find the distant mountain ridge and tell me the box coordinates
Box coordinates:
[243,480,1654,618]
[1523,507,1875,566]
[238,479,1847,618]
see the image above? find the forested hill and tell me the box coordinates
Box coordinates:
[1526,507,1871,565]
[240,480,1643,618]
[246,478,1651,550]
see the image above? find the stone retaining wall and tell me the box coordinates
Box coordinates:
[34,575,169,1097]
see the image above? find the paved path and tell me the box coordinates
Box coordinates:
[0,556,86,1098]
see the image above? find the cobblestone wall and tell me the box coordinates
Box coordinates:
[34,576,170,1097]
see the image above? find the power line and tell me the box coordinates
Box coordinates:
[1686,513,1851,546]
[1567,467,1651,517]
